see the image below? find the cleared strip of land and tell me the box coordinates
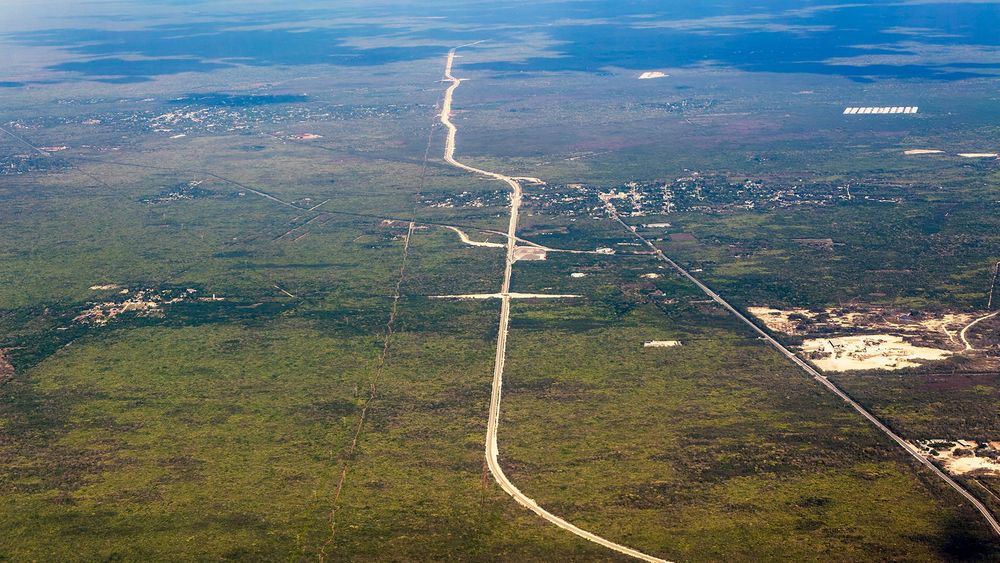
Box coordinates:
[439,46,669,563]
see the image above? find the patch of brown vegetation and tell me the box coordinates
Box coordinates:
[918,373,998,392]
[793,238,834,250]
[0,349,13,384]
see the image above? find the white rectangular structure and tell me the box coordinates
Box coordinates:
[844,106,919,115]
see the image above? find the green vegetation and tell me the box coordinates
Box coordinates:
[0,319,614,560]
[502,300,997,561]
[3,16,1000,561]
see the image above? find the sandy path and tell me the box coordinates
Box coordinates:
[320,222,415,561]
[440,47,669,563]
[445,226,505,248]
[960,311,1000,351]
[989,261,1000,311]
[602,196,1000,538]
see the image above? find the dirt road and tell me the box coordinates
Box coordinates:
[440,47,669,563]
[961,311,1000,351]
[445,226,505,248]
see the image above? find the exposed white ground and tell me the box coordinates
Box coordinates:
[748,306,973,344]
[643,340,681,348]
[445,226,504,248]
[800,335,951,371]
[513,246,547,261]
[89,284,120,290]
[748,306,816,335]
[913,440,1000,476]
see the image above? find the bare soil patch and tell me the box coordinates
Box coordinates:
[749,305,974,346]
[643,340,681,348]
[914,440,1000,476]
[749,304,994,372]
[513,246,547,261]
[801,335,951,371]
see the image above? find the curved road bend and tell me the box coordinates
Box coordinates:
[440,48,670,563]
[602,199,1000,537]
[960,311,1000,351]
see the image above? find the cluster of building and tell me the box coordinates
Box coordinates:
[843,106,918,114]
[73,288,217,326]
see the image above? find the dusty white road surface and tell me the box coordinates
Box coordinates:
[445,226,505,248]
[960,311,1000,351]
[440,47,670,563]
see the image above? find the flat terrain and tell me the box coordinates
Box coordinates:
[3,1,1000,561]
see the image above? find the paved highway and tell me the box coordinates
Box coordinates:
[440,47,670,563]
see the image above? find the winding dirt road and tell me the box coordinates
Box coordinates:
[440,47,669,563]
[960,311,1000,351]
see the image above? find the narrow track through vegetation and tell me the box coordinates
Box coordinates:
[319,220,416,561]
[319,88,440,560]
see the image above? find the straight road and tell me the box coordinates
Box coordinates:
[602,197,1000,537]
